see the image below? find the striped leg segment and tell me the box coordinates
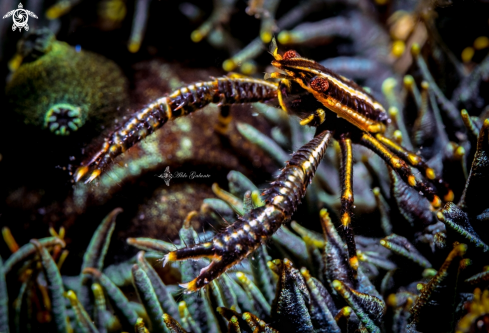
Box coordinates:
[214,105,232,135]
[338,136,358,274]
[74,77,278,183]
[359,133,442,208]
[375,134,454,202]
[164,130,333,292]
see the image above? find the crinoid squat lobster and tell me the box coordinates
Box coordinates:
[74,40,454,292]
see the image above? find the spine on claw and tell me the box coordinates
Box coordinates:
[74,77,278,183]
[166,131,332,292]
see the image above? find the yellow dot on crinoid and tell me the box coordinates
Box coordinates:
[66,290,78,303]
[387,294,398,307]
[236,272,247,282]
[277,31,291,44]
[178,301,186,312]
[461,47,475,63]
[388,106,399,118]
[456,243,468,256]
[300,267,311,279]
[474,36,489,50]
[422,268,437,278]
[191,30,204,43]
[403,75,414,87]
[372,187,380,196]
[340,306,352,317]
[393,130,403,144]
[454,146,465,160]
[411,43,420,56]
[100,0,127,22]
[332,280,342,290]
[382,78,397,94]
[222,59,237,72]
[319,208,330,220]
[261,31,272,43]
[391,40,405,57]
[240,61,256,75]
[128,41,141,53]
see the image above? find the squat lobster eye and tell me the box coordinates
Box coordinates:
[310,77,329,92]
[283,50,301,60]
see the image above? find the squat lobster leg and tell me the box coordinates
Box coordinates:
[338,136,359,274]
[375,134,454,202]
[358,133,442,208]
[164,130,333,292]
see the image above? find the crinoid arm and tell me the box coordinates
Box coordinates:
[164,130,333,292]
[74,77,278,183]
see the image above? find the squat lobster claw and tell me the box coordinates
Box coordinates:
[73,77,279,183]
[75,41,453,291]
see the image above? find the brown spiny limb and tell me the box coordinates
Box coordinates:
[164,130,333,292]
[375,133,454,202]
[358,133,442,208]
[74,77,278,183]
[338,135,358,274]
